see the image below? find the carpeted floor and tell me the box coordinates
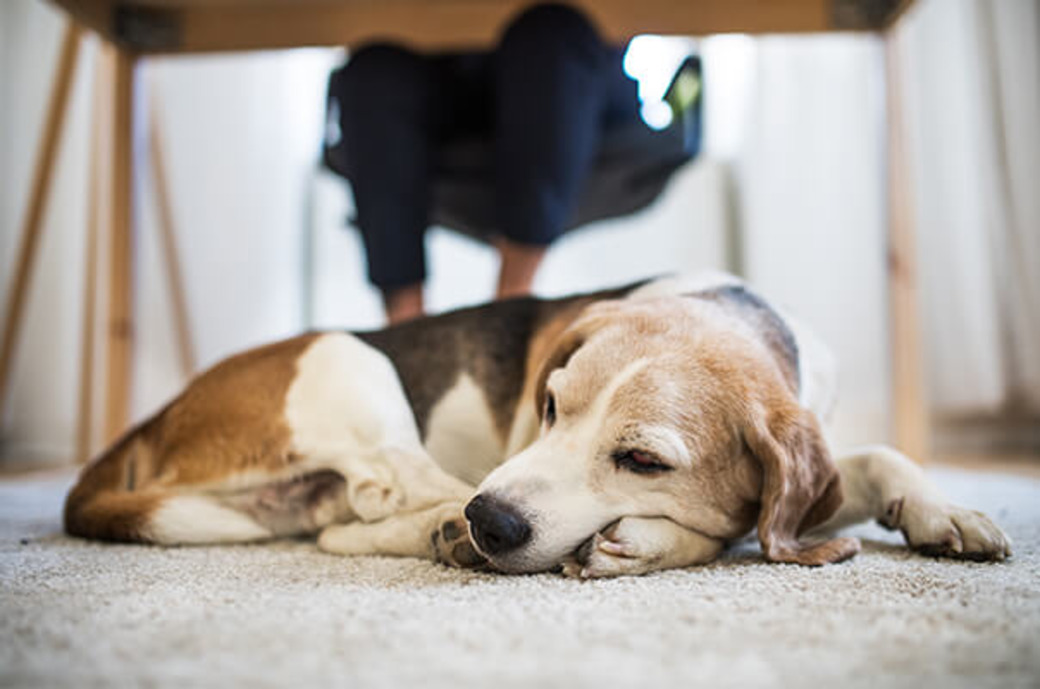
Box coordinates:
[1,467,1038,689]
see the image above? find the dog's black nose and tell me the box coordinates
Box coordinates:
[464,494,532,555]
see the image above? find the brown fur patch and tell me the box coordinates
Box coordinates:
[746,402,859,565]
[64,333,320,543]
[64,431,159,541]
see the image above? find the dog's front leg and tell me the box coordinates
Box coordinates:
[816,445,1011,561]
[561,517,724,579]
[322,445,474,524]
[318,502,486,569]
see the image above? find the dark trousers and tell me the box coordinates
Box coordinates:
[335,4,639,291]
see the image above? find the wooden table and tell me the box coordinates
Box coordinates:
[2,0,926,461]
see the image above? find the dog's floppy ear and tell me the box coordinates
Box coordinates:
[744,403,860,565]
[530,300,624,416]
[533,326,586,417]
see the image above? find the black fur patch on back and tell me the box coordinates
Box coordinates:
[356,281,649,440]
[694,285,800,391]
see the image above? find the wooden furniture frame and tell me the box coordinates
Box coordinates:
[1,0,925,463]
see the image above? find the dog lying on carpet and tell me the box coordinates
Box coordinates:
[65,272,1011,577]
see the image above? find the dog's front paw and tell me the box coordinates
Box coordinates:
[561,519,664,579]
[431,511,486,570]
[882,494,1012,561]
[317,522,371,556]
[347,475,404,523]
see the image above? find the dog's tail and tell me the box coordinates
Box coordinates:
[64,425,160,543]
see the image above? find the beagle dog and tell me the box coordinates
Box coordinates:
[65,272,1011,577]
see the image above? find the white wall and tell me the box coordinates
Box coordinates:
[901,0,1040,417]
[136,49,336,414]
[1,2,97,461]
[0,0,337,461]
[308,159,732,331]
[1,0,893,463]
[708,34,890,450]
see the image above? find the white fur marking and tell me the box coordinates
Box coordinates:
[285,333,424,457]
[504,402,540,458]
[580,358,652,438]
[148,496,270,545]
[424,373,505,486]
[633,273,838,422]
[474,358,656,569]
[640,425,693,468]
[628,272,743,300]
[284,333,473,515]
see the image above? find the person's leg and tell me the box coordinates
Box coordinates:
[494,237,547,299]
[337,45,435,323]
[380,285,424,324]
[493,4,614,298]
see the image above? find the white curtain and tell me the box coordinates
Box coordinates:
[702,0,1040,434]
[0,0,338,458]
[701,33,890,447]
[900,0,1040,416]
[2,0,1034,462]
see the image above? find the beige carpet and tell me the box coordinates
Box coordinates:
[1,468,1038,689]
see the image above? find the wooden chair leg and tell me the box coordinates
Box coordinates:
[885,29,930,462]
[0,22,83,426]
[76,45,113,465]
[150,92,197,380]
[103,48,138,445]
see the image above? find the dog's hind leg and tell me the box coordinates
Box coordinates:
[812,445,1011,561]
[145,495,274,544]
[305,444,474,526]
[318,502,486,569]
[67,487,273,545]
[286,332,475,523]
[65,431,273,545]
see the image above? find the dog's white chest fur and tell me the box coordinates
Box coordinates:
[285,333,504,487]
[423,373,505,486]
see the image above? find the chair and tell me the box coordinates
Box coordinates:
[321,56,703,242]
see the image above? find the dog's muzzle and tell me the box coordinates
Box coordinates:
[464,494,532,556]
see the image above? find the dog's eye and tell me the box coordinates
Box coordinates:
[544,392,557,427]
[613,450,673,475]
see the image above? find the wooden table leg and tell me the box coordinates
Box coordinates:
[103,48,139,444]
[76,45,113,465]
[0,22,82,425]
[150,93,197,380]
[885,29,930,462]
